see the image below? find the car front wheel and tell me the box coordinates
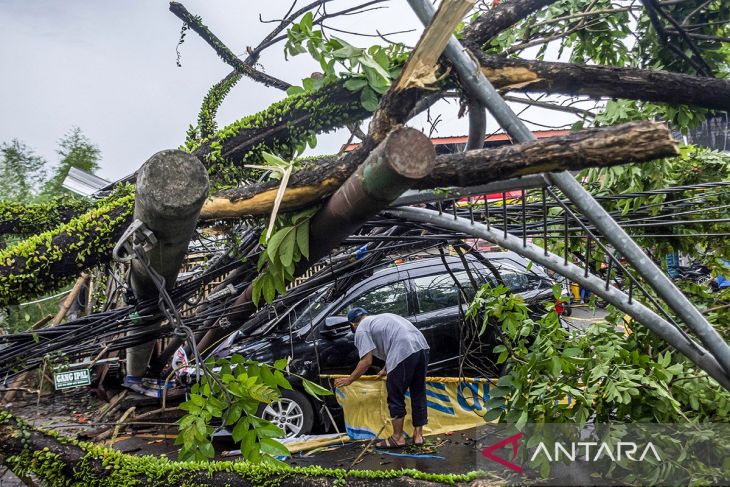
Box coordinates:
[260,389,314,438]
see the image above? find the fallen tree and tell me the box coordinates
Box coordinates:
[0,191,134,305]
[201,120,678,219]
[0,412,480,486]
[0,121,677,306]
[0,0,727,307]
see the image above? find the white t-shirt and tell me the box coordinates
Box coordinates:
[353,313,429,372]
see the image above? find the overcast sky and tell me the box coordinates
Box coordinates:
[0,0,576,182]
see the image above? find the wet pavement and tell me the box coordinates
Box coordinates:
[0,305,609,485]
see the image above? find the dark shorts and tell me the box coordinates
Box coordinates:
[385,349,429,427]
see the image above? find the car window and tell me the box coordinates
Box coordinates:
[493,263,543,293]
[412,271,476,314]
[337,281,409,316]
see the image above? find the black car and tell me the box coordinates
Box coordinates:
[212,251,554,437]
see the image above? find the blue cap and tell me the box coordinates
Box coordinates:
[347,307,368,323]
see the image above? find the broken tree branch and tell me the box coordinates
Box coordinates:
[0,413,474,486]
[461,0,559,48]
[169,2,291,91]
[396,0,474,90]
[200,121,678,219]
[474,53,730,110]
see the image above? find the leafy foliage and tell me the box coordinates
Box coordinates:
[0,185,134,306]
[284,12,407,112]
[177,355,331,463]
[252,207,316,307]
[467,284,730,482]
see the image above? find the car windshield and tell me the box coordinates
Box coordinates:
[280,291,330,332]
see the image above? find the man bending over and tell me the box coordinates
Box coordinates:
[334,307,430,447]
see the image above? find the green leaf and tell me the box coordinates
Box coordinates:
[344,78,368,91]
[300,11,313,31]
[262,151,288,168]
[273,370,293,391]
[225,404,242,426]
[550,356,562,377]
[274,357,288,371]
[515,410,528,430]
[232,417,249,442]
[255,422,286,439]
[260,438,290,457]
[262,274,276,304]
[359,86,379,112]
[302,378,332,400]
[267,227,293,262]
[552,283,562,300]
[296,222,310,260]
[200,440,215,459]
[252,275,264,307]
[279,228,297,268]
[286,85,305,96]
[484,408,503,422]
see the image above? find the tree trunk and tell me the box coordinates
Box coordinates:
[0,199,91,236]
[476,53,730,111]
[0,195,133,306]
[0,413,470,486]
[201,121,678,219]
[195,127,436,354]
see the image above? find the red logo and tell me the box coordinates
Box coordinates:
[481,432,524,473]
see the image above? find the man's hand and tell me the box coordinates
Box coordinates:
[334,377,353,388]
[376,368,387,379]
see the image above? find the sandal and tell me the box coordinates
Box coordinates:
[412,436,425,447]
[375,436,405,449]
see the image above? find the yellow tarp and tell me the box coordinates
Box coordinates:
[328,375,495,440]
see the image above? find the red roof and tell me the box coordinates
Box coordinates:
[343,130,570,151]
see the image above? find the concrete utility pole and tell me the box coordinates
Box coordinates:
[125,149,209,378]
[192,127,435,356]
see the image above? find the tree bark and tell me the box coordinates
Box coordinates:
[416,121,678,188]
[196,127,436,354]
[476,53,730,111]
[200,121,678,219]
[461,0,559,48]
[0,195,133,306]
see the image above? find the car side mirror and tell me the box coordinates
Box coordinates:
[321,316,350,339]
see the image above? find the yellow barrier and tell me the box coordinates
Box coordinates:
[322,375,496,440]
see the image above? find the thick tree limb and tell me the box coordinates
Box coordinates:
[461,0,559,48]
[0,413,475,486]
[3,0,728,307]
[0,199,91,236]
[0,195,133,306]
[475,53,730,111]
[415,121,678,188]
[200,121,678,220]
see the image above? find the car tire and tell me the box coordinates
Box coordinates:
[259,389,314,438]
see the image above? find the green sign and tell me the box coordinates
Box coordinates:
[54,369,91,390]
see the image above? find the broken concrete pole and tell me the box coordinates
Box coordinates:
[126,149,209,377]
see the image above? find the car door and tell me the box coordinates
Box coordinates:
[313,276,412,375]
[408,268,478,372]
